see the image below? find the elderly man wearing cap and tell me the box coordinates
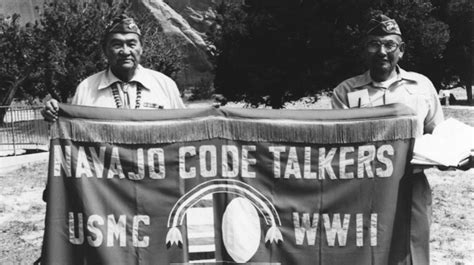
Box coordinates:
[331,14,444,265]
[331,14,443,134]
[42,14,185,121]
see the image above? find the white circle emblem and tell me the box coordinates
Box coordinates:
[222,197,261,263]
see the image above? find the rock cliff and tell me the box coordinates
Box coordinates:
[133,0,219,89]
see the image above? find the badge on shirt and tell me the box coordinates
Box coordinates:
[142,102,164,109]
[347,89,370,108]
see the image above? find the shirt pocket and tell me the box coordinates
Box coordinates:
[401,85,430,127]
[404,86,419,95]
[403,85,432,105]
[403,85,431,98]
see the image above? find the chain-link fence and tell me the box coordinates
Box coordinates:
[0,105,49,155]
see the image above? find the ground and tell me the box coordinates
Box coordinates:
[427,168,474,264]
[0,162,46,264]
[0,96,472,264]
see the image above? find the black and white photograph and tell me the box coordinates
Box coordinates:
[0,0,472,264]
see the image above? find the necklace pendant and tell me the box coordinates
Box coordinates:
[111,82,142,109]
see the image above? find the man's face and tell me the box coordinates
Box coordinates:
[104,33,143,73]
[364,35,404,80]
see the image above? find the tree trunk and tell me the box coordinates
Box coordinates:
[466,80,472,105]
[462,59,472,105]
[0,83,17,124]
[0,72,30,124]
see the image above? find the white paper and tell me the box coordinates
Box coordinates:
[347,89,370,108]
[432,118,474,151]
[411,118,473,167]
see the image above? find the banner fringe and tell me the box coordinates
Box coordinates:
[51,115,418,144]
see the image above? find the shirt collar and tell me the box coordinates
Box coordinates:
[98,65,152,90]
[353,66,418,89]
[397,67,418,82]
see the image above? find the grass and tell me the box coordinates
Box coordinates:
[426,168,474,264]
[0,103,472,264]
[443,107,474,126]
[0,162,47,264]
[427,105,474,264]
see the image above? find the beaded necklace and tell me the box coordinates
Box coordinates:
[111,82,143,109]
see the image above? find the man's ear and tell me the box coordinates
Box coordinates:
[138,37,144,51]
[399,42,405,59]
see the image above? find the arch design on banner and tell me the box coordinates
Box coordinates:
[165,179,283,247]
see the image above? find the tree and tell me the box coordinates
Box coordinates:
[0,14,36,122]
[212,0,451,108]
[30,1,111,102]
[135,13,183,83]
[431,0,472,103]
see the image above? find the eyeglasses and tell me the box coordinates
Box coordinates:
[366,40,402,53]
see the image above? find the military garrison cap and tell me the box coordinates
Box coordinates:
[105,14,141,36]
[366,14,401,36]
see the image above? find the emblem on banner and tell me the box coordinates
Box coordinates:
[166,179,283,263]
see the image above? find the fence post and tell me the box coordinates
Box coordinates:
[10,108,16,155]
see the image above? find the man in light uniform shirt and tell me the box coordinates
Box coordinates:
[331,15,443,134]
[42,14,184,121]
[331,14,444,265]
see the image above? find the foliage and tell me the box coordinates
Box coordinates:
[135,13,183,82]
[0,0,183,103]
[31,0,112,102]
[1,0,470,106]
[188,78,215,101]
[212,0,453,108]
[430,0,472,91]
[0,14,36,102]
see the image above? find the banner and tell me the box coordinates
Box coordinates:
[41,104,419,265]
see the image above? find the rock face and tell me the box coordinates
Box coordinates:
[164,0,220,34]
[0,0,42,25]
[133,0,217,89]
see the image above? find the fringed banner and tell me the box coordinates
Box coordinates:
[41,104,419,265]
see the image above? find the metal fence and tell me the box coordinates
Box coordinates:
[0,105,49,155]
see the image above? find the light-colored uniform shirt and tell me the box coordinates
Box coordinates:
[332,67,444,265]
[72,65,185,109]
[331,67,444,134]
